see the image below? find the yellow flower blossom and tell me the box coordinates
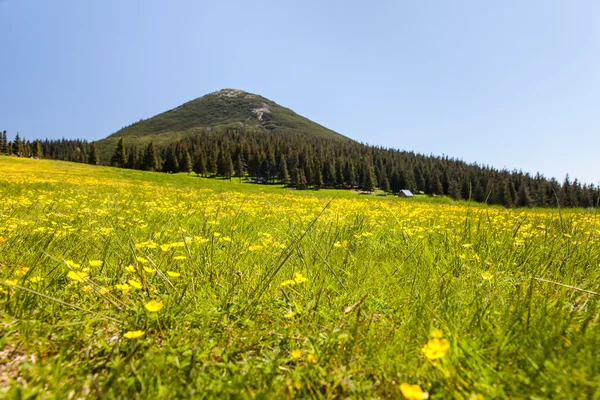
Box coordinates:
[167,271,181,278]
[128,279,143,289]
[160,245,170,252]
[400,383,429,400]
[136,256,148,264]
[422,338,450,360]
[481,272,493,280]
[66,260,81,269]
[144,300,164,312]
[28,277,44,283]
[115,283,131,294]
[123,330,145,339]
[5,279,18,286]
[293,272,308,284]
[88,260,103,267]
[67,270,88,283]
[290,349,302,359]
[125,265,136,273]
[173,256,186,261]
[143,267,157,274]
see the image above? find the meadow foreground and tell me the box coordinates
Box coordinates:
[1,157,599,399]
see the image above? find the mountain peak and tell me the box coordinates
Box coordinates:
[96,89,348,158]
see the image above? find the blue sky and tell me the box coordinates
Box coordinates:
[1,0,598,184]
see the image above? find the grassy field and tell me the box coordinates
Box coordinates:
[1,156,599,399]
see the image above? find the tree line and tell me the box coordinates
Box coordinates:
[2,128,598,208]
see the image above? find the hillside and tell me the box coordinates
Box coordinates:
[96,89,348,158]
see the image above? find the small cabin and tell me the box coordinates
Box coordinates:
[397,189,414,198]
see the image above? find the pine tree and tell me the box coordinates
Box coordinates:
[183,150,193,174]
[88,143,100,165]
[515,182,531,207]
[162,148,179,173]
[33,140,43,158]
[314,165,324,189]
[1,131,7,154]
[125,146,136,169]
[143,142,160,171]
[234,156,245,180]
[362,164,376,192]
[224,153,234,179]
[13,133,23,156]
[278,156,290,184]
[193,152,207,176]
[111,137,127,168]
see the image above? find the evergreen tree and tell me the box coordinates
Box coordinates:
[1,131,8,153]
[111,137,127,168]
[183,150,193,174]
[515,182,531,207]
[125,146,136,169]
[162,148,179,173]
[143,142,160,171]
[234,156,245,180]
[362,164,376,192]
[33,140,43,158]
[314,165,324,189]
[13,133,23,156]
[278,156,290,184]
[88,143,100,165]
[193,152,207,176]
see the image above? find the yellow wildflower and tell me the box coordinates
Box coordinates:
[128,279,142,289]
[160,245,170,252]
[125,265,136,273]
[306,352,316,363]
[28,277,44,283]
[145,300,164,312]
[481,272,493,280]
[66,260,81,269]
[422,338,450,360]
[67,270,88,283]
[293,272,308,284]
[123,330,145,339]
[89,260,103,267]
[400,383,429,400]
[284,311,296,319]
[136,256,148,264]
[5,279,18,286]
[167,271,181,278]
[115,283,131,294]
[173,256,186,261]
[281,279,296,287]
[290,349,302,359]
[143,267,156,274]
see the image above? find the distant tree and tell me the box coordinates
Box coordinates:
[143,142,160,171]
[278,156,290,184]
[515,182,531,207]
[33,140,43,158]
[1,131,7,154]
[88,143,100,165]
[13,133,23,156]
[125,146,137,169]
[183,150,193,174]
[345,162,357,188]
[362,164,376,192]
[162,148,179,173]
[222,153,234,179]
[234,155,245,180]
[314,164,324,189]
[111,137,127,167]
[193,151,207,176]
[293,168,307,190]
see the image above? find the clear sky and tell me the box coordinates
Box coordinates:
[1,0,598,184]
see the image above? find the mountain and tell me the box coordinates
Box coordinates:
[96,89,348,158]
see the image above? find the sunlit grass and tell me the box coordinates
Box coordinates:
[1,156,599,398]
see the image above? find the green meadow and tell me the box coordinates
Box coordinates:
[1,156,599,399]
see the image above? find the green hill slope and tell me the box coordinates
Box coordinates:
[96,89,348,158]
